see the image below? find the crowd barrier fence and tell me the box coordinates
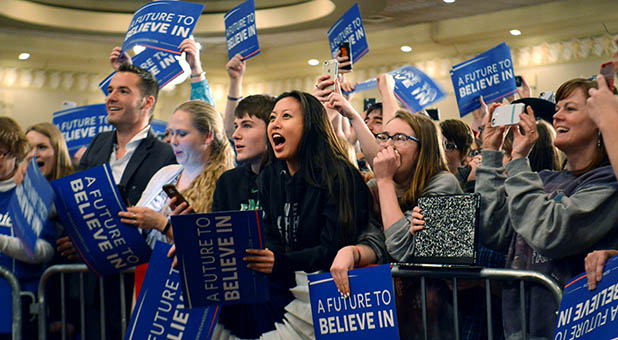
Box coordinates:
[0,265,22,340]
[391,265,564,340]
[36,264,134,340]
[29,264,563,340]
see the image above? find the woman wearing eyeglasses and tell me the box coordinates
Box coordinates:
[372,110,461,339]
[370,111,461,261]
[325,93,460,260]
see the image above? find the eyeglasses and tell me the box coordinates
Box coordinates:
[444,141,458,151]
[375,132,419,145]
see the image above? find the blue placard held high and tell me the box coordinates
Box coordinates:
[51,164,152,276]
[327,3,369,63]
[8,157,55,260]
[391,65,447,113]
[52,104,112,157]
[553,255,618,339]
[122,1,205,54]
[171,210,269,308]
[308,264,400,340]
[450,42,517,117]
[224,0,260,60]
[99,48,185,96]
[340,65,446,113]
[125,241,219,340]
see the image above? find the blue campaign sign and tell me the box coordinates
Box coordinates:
[450,42,517,117]
[125,241,219,340]
[391,65,447,113]
[8,157,54,260]
[224,0,260,60]
[122,1,205,54]
[342,66,445,113]
[553,255,618,339]
[52,104,112,157]
[308,264,400,340]
[50,164,152,276]
[327,3,369,64]
[151,119,168,139]
[99,48,185,96]
[171,210,269,308]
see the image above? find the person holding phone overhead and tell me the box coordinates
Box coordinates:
[476,77,618,339]
[118,100,234,245]
[239,91,377,339]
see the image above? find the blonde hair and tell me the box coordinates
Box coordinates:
[26,122,74,180]
[392,110,449,208]
[174,101,234,212]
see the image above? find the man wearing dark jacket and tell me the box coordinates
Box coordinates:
[76,63,176,339]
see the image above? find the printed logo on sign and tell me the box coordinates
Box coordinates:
[308,264,400,340]
[450,42,517,117]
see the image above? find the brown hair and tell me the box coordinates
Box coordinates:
[173,101,235,212]
[234,94,276,125]
[26,122,74,180]
[0,117,28,161]
[391,110,449,208]
[555,78,608,175]
[439,119,474,162]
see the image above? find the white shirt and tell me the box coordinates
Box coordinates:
[109,125,150,184]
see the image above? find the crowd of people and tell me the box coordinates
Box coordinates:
[0,34,617,340]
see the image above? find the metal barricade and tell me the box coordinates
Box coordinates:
[0,265,22,340]
[391,265,564,340]
[37,264,135,340]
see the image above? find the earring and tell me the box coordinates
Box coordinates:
[598,130,602,149]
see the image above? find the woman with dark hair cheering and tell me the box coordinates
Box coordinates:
[238,91,377,339]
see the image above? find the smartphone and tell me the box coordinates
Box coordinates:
[491,103,525,127]
[162,184,189,208]
[600,61,615,91]
[515,75,523,87]
[322,59,339,91]
[338,41,352,70]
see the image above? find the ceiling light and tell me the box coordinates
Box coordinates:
[18,53,30,60]
[308,59,319,66]
[443,0,455,3]
[510,29,521,36]
[400,45,412,53]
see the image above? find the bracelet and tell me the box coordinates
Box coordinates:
[352,245,361,266]
[190,72,205,78]
[162,221,171,235]
[227,95,243,101]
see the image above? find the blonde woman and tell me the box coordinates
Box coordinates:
[118,100,234,245]
[25,122,73,181]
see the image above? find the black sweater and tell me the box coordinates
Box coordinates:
[259,159,378,276]
[212,164,261,212]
